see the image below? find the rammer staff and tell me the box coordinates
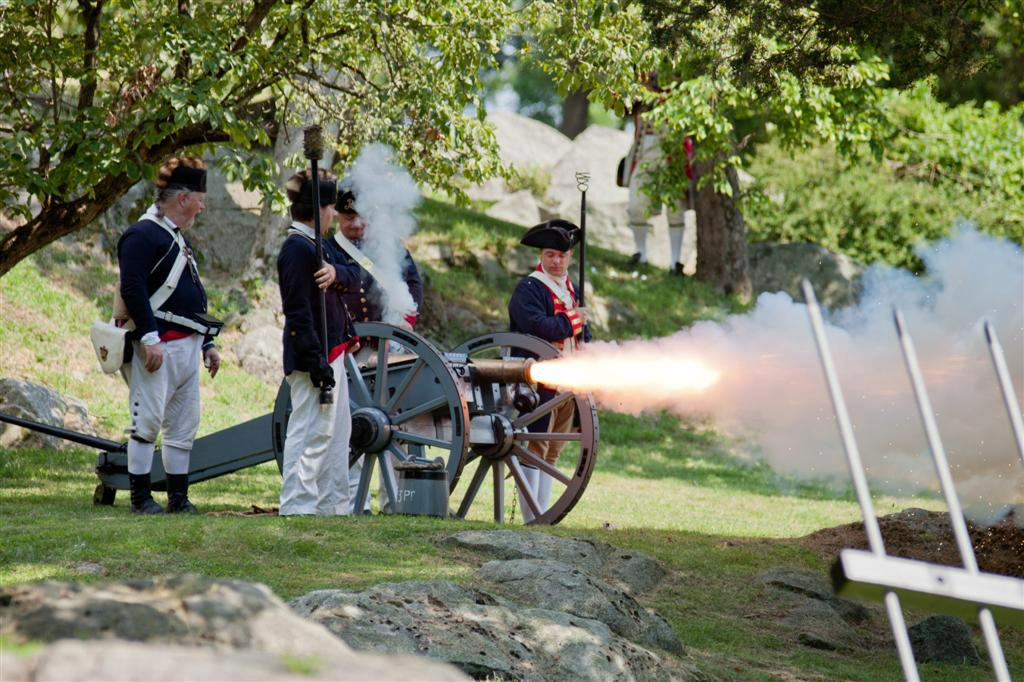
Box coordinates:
[575,171,590,307]
[303,125,333,405]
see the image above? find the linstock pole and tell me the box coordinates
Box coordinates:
[303,125,333,405]
[575,171,590,307]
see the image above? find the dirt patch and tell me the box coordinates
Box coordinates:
[799,508,1024,578]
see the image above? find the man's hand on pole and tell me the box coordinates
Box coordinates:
[314,263,336,289]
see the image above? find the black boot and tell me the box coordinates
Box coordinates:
[166,474,198,514]
[129,473,164,514]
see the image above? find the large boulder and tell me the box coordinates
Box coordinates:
[0,576,466,681]
[0,379,97,449]
[489,111,574,171]
[748,241,864,309]
[190,161,264,273]
[1,639,466,682]
[476,558,683,654]
[290,580,696,681]
[485,189,542,227]
[446,530,668,595]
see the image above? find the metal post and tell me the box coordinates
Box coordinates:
[893,309,1011,680]
[801,280,920,681]
[984,320,1024,468]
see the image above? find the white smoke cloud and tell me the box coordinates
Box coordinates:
[548,227,1024,519]
[343,144,420,325]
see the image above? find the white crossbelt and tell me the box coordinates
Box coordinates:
[151,310,220,336]
[333,232,376,275]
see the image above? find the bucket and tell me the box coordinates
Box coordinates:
[393,457,449,518]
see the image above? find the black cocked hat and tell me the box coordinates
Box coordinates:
[335,188,357,215]
[167,165,207,193]
[519,219,580,251]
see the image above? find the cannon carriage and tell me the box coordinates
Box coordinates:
[2,323,599,525]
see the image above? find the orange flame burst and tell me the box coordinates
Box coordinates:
[528,354,721,394]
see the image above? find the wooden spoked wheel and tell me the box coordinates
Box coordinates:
[448,332,598,525]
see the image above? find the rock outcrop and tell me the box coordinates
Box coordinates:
[0,378,97,449]
[0,576,466,682]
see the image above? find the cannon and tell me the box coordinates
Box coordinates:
[0,323,598,525]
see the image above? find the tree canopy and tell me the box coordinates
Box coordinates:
[0,0,1020,280]
[0,0,510,275]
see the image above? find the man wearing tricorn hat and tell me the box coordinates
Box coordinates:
[508,219,591,521]
[328,184,423,512]
[277,169,361,516]
[117,156,222,515]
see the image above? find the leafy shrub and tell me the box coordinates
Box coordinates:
[744,84,1024,270]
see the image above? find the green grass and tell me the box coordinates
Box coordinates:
[2,199,1021,680]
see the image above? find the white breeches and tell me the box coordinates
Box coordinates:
[280,355,352,516]
[128,335,202,451]
[626,132,691,229]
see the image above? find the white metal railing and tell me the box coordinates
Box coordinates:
[802,280,1022,681]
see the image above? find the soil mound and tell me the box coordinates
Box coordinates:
[799,508,1023,578]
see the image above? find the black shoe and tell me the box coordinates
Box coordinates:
[132,497,166,514]
[673,262,686,276]
[129,473,165,514]
[627,252,643,267]
[166,473,199,514]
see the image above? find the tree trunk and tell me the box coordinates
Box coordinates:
[560,88,589,140]
[693,164,752,302]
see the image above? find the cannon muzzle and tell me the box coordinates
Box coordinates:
[468,357,536,385]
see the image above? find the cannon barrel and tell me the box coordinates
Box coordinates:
[0,410,126,452]
[468,358,536,385]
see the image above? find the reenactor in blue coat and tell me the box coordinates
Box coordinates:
[277,170,361,516]
[508,219,591,521]
[328,187,423,328]
[327,186,424,512]
[117,156,222,515]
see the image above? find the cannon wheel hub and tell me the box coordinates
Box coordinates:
[351,406,393,453]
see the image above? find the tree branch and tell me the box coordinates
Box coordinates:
[75,0,103,113]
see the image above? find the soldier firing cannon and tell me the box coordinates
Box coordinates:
[0,322,598,526]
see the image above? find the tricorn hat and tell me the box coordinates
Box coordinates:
[519,219,581,251]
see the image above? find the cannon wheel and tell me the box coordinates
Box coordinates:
[449,332,598,526]
[271,323,470,512]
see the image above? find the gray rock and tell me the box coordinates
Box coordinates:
[909,615,981,665]
[485,190,542,227]
[758,567,873,651]
[1,576,345,658]
[291,580,697,681]
[758,566,870,624]
[1,638,467,681]
[780,597,863,651]
[233,325,284,386]
[446,530,667,595]
[0,576,467,681]
[0,379,98,450]
[190,160,263,273]
[477,559,682,654]
[748,241,863,309]
[489,112,573,174]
